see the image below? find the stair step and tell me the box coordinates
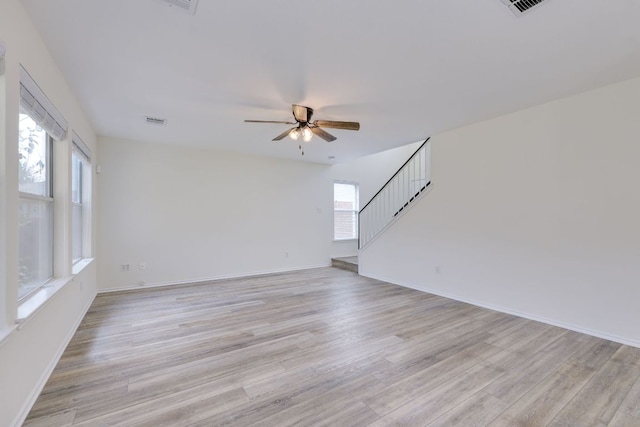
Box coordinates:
[331,257,358,273]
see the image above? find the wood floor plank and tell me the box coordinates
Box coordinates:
[22,409,76,427]
[364,343,492,416]
[487,362,596,426]
[548,360,640,426]
[369,362,506,426]
[264,399,379,427]
[611,345,640,367]
[73,386,249,427]
[194,355,390,426]
[426,392,508,427]
[253,371,383,427]
[22,267,640,427]
[485,319,547,349]
[608,410,640,427]
[616,373,640,419]
[483,337,588,405]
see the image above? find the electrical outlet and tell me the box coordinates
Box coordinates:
[121,264,131,271]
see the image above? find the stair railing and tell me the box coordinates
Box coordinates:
[358,138,431,249]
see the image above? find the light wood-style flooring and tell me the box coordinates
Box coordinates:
[24,267,640,426]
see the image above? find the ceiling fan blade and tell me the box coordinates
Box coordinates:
[311,127,337,142]
[314,120,360,131]
[245,120,296,125]
[292,104,312,123]
[273,128,296,141]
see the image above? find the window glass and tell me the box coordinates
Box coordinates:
[18,113,50,196]
[71,152,84,262]
[18,112,54,300]
[334,182,359,240]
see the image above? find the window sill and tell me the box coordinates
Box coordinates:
[72,257,94,275]
[333,238,358,243]
[16,259,93,326]
[17,277,72,325]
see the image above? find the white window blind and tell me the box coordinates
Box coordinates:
[334,182,359,240]
[19,65,68,140]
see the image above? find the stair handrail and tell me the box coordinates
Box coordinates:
[359,137,430,213]
[358,137,431,249]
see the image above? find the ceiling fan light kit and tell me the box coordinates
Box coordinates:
[245,104,360,155]
[301,126,313,143]
[289,128,301,141]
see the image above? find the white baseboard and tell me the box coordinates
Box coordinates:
[361,271,640,349]
[12,295,95,427]
[98,263,332,294]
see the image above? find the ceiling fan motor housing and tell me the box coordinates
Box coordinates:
[293,104,313,123]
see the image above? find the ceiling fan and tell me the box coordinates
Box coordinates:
[245,104,360,155]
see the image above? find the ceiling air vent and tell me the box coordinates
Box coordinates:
[145,116,167,126]
[159,0,198,14]
[500,0,547,15]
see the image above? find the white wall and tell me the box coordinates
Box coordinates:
[361,77,640,347]
[0,1,98,426]
[97,137,423,290]
[98,137,334,290]
[330,140,424,257]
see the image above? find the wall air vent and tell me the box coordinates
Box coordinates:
[500,0,547,15]
[159,0,198,14]
[145,116,167,126]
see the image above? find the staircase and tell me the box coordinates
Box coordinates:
[359,138,431,249]
[331,256,359,273]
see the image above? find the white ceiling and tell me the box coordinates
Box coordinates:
[22,0,640,164]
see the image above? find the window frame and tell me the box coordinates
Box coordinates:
[71,150,83,263]
[71,143,91,265]
[333,181,360,241]
[18,118,55,302]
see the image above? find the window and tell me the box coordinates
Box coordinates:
[334,181,359,240]
[71,133,91,263]
[18,65,68,301]
[71,153,83,262]
[18,113,54,300]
